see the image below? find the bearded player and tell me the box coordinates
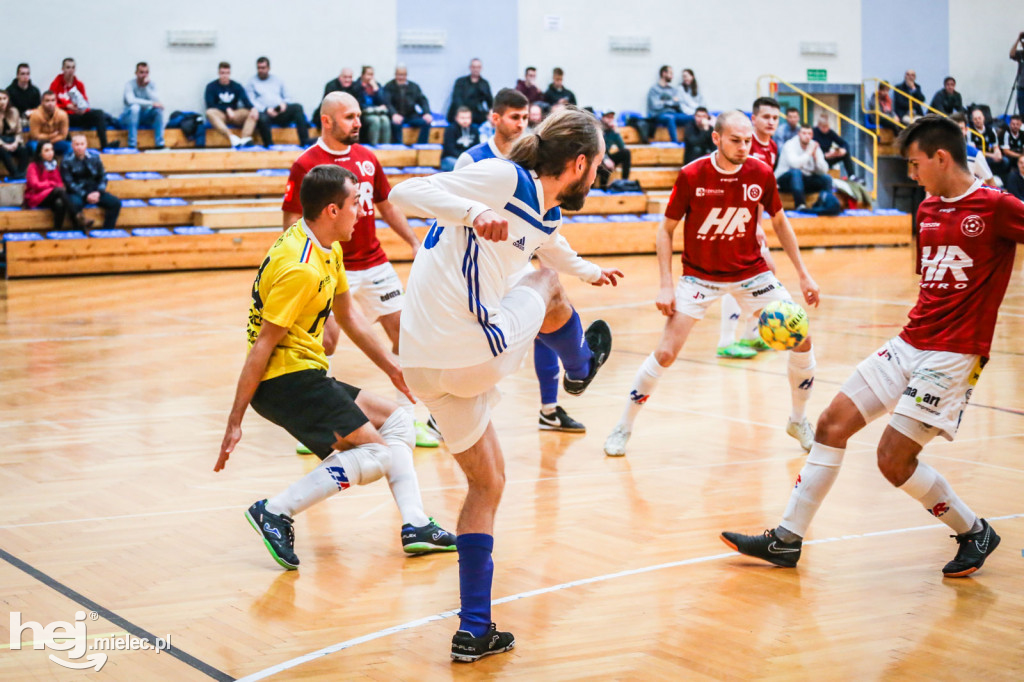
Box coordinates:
[604,110,820,457]
[722,115,1023,577]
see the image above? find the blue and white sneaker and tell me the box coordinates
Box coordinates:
[245,500,299,570]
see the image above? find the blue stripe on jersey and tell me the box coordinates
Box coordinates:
[511,163,540,214]
[466,142,496,163]
[461,228,506,356]
[504,201,558,235]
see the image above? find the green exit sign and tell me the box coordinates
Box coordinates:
[807,69,828,82]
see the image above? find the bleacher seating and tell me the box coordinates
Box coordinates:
[1,127,909,278]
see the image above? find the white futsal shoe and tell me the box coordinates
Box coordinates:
[603,425,631,457]
[786,417,814,452]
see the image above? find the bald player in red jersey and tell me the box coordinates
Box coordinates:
[718,97,784,359]
[604,110,821,457]
[723,115,1024,578]
[283,91,436,448]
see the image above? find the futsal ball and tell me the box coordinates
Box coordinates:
[758,300,809,350]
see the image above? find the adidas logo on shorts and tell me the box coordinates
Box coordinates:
[512,237,526,251]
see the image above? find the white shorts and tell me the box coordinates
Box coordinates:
[847,336,985,441]
[345,262,404,322]
[404,286,547,453]
[674,271,792,320]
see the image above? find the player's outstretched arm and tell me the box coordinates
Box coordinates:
[332,289,415,402]
[655,217,681,316]
[216,320,289,472]
[389,160,514,237]
[376,200,422,256]
[769,210,820,308]
[535,233,623,284]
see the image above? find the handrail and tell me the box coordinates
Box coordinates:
[862,77,987,152]
[757,74,878,199]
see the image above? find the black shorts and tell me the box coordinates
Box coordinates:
[250,369,367,460]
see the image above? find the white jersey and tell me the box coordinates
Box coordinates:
[390,158,602,369]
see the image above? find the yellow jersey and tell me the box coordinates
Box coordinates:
[246,220,349,381]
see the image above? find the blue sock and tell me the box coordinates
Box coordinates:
[534,339,561,406]
[537,309,592,381]
[456,533,494,637]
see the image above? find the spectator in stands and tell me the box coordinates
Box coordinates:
[205,62,258,149]
[1001,114,1022,166]
[6,64,40,126]
[447,58,493,125]
[354,66,390,145]
[893,69,925,124]
[682,106,715,165]
[1006,154,1024,201]
[776,107,801,146]
[929,76,965,115]
[383,65,432,145]
[120,62,165,150]
[440,106,478,171]
[867,83,899,131]
[24,141,79,229]
[1012,32,1024,120]
[951,113,997,186]
[28,91,70,158]
[62,134,121,229]
[48,58,111,149]
[647,65,687,143]
[776,123,831,211]
[247,57,311,148]
[812,111,857,180]
[0,91,29,179]
[970,107,1009,179]
[543,68,577,106]
[315,67,360,123]
[678,68,706,118]
[516,67,544,104]
[597,110,631,188]
[526,102,545,133]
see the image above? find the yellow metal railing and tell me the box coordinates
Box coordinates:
[861,78,987,152]
[758,74,878,198]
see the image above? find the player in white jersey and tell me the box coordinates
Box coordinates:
[390,107,623,661]
[723,116,1024,577]
[449,87,593,434]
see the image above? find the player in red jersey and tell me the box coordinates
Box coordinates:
[722,115,1024,577]
[718,97,783,359]
[604,111,820,457]
[282,92,437,448]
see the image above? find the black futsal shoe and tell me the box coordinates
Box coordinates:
[720,528,802,568]
[245,500,299,570]
[451,623,516,662]
[538,406,586,432]
[563,320,612,396]
[943,518,1000,578]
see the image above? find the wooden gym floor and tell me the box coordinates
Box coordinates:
[1,247,1023,681]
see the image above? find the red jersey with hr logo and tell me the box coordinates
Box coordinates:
[901,182,1024,356]
[664,154,782,281]
[282,140,392,270]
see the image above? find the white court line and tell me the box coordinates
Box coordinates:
[235,511,1024,682]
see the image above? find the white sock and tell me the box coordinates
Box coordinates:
[787,346,816,422]
[741,316,761,341]
[266,448,366,517]
[396,390,416,422]
[898,461,977,535]
[618,353,665,431]
[541,403,558,415]
[779,442,843,539]
[718,294,742,348]
[379,410,430,527]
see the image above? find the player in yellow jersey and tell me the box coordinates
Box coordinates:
[215,164,455,569]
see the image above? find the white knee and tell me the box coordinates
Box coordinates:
[325,442,391,485]
[379,409,415,450]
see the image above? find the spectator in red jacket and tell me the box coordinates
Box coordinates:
[24,141,85,230]
[48,58,112,149]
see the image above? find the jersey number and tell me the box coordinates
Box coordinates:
[251,256,271,310]
[308,297,332,336]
